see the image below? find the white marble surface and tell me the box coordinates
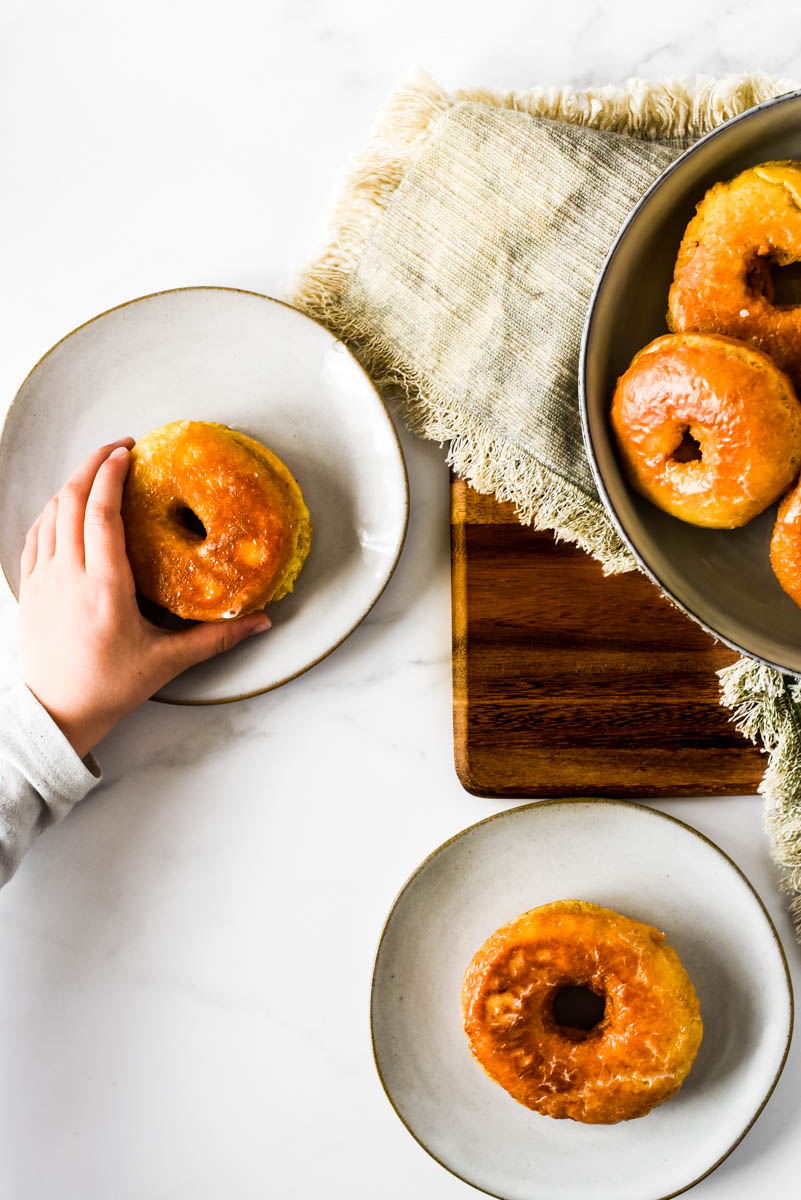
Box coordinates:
[1,1,800,1196]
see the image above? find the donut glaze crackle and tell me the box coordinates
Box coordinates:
[462,900,703,1124]
[122,420,311,621]
[610,332,801,528]
[668,161,801,386]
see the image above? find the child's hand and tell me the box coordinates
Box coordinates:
[18,439,271,757]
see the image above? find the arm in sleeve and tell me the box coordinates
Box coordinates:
[0,682,102,887]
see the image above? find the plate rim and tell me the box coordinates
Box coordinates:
[370,797,795,1200]
[0,285,410,705]
[579,87,801,678]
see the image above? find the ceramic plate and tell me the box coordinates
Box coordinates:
[0,287,408,703]
[581,88,801,674]
[371,799,793,1200]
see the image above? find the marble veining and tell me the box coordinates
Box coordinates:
[0,1,799,1197]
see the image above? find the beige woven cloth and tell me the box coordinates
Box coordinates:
[294,72,801,931]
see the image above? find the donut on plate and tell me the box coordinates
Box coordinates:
[122,420,311,622]
[667,161,801,386]
[461,900,703,1124]
[610,332,801,528]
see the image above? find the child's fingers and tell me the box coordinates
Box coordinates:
[56,438,135,563]
[83,447,131,577]
[37,496,59,561]
[158,612,272,677]
[20,517,41,578]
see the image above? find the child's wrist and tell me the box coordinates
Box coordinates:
[25,689,116,759]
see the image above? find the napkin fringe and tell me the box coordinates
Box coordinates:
[305,287,636,567]
[294,73,450,323]
[295,70,793,323]
[405,381,636,571]
[719,657,801,925]
[443,426,636,573]
[451,74,795,139]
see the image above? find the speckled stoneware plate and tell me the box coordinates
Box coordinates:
[371,799,793,1200]
[581,88,801,674]
[0,287,408,703]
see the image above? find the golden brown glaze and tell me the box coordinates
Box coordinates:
[668,161,801,386]
[461,900,703,1125]
[122,420,311,621]
[771,478,801,609]
[610,333,801,528]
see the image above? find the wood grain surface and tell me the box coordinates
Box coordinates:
[451,478,765,798]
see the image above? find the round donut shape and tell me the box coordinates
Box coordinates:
[122,420,311,622]
[610,332,801,528]
[461,900,703,1125]
[668,161,801,386]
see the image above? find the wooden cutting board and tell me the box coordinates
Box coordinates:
[451,478,765,798]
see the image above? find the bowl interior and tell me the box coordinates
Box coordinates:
[582,90,801,673]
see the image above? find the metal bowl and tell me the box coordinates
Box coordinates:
[581,89,801,674]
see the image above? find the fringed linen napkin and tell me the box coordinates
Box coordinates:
[294,72,801,931]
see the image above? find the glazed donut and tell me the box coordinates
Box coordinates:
[461,900,703,1124]
[771,478,801,609]
[668,161,801,386]
[122,420,311,622]
[610,332,801,528]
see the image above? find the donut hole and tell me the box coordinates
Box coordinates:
[746,253,775,301]
[770,259,801,307]
[670,426,703,464]
[173,504,207,541]
[747,253,801,306]
[552,986,605,1036]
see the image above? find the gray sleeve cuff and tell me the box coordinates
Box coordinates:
[1,683,102,823]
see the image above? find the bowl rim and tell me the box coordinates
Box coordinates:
[579,87,801,677]
[370,796,794,1200]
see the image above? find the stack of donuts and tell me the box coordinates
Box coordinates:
[610,161,801,609]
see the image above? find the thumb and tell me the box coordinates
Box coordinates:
[162,612,272,674]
